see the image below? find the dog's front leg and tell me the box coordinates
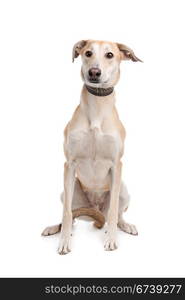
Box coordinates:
[104,161,122,251]
[58,161,75,255]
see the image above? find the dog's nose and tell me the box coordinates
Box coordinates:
[88,68,101,79]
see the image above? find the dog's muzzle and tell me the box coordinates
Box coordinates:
[88,67,101,83]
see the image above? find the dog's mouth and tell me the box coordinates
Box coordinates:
[82,71,109,87]
[88,77,100,84]
[87,77,110,84]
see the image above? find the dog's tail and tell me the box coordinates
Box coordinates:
[41,207,105,236]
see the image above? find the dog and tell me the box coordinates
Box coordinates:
[42,40,142,255]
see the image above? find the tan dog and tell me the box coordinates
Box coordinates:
[42,40,142,254]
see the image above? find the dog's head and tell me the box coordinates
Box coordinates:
[72,40,142,88]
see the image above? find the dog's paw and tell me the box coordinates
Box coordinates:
[58,236,71,255]
[104,238,118,251]
[41,224,61,236]
[118,221,138,235]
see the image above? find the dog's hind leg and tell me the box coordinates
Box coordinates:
[42,223,61,236]
[42,178,105,236]
[41,178,88,236]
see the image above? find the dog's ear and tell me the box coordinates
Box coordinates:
[117,43,143,62]
[72,40,88,62]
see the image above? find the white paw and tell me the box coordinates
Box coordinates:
[41,224,61,236]
[118,221,138,235]
[58,236,71,255]
[104,238,118,251]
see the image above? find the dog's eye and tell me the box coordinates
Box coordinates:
[105,52,114,59]
[85,51,93,57]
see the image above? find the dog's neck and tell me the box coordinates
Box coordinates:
[80,85,115,130]
[85,84,114,97]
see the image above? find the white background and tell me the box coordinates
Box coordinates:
[0,0,185,277]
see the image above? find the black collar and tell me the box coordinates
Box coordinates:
[85,85,114,97]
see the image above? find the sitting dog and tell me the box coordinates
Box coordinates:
[42,40,142,254]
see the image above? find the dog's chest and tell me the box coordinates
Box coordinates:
[67,127,120,161]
